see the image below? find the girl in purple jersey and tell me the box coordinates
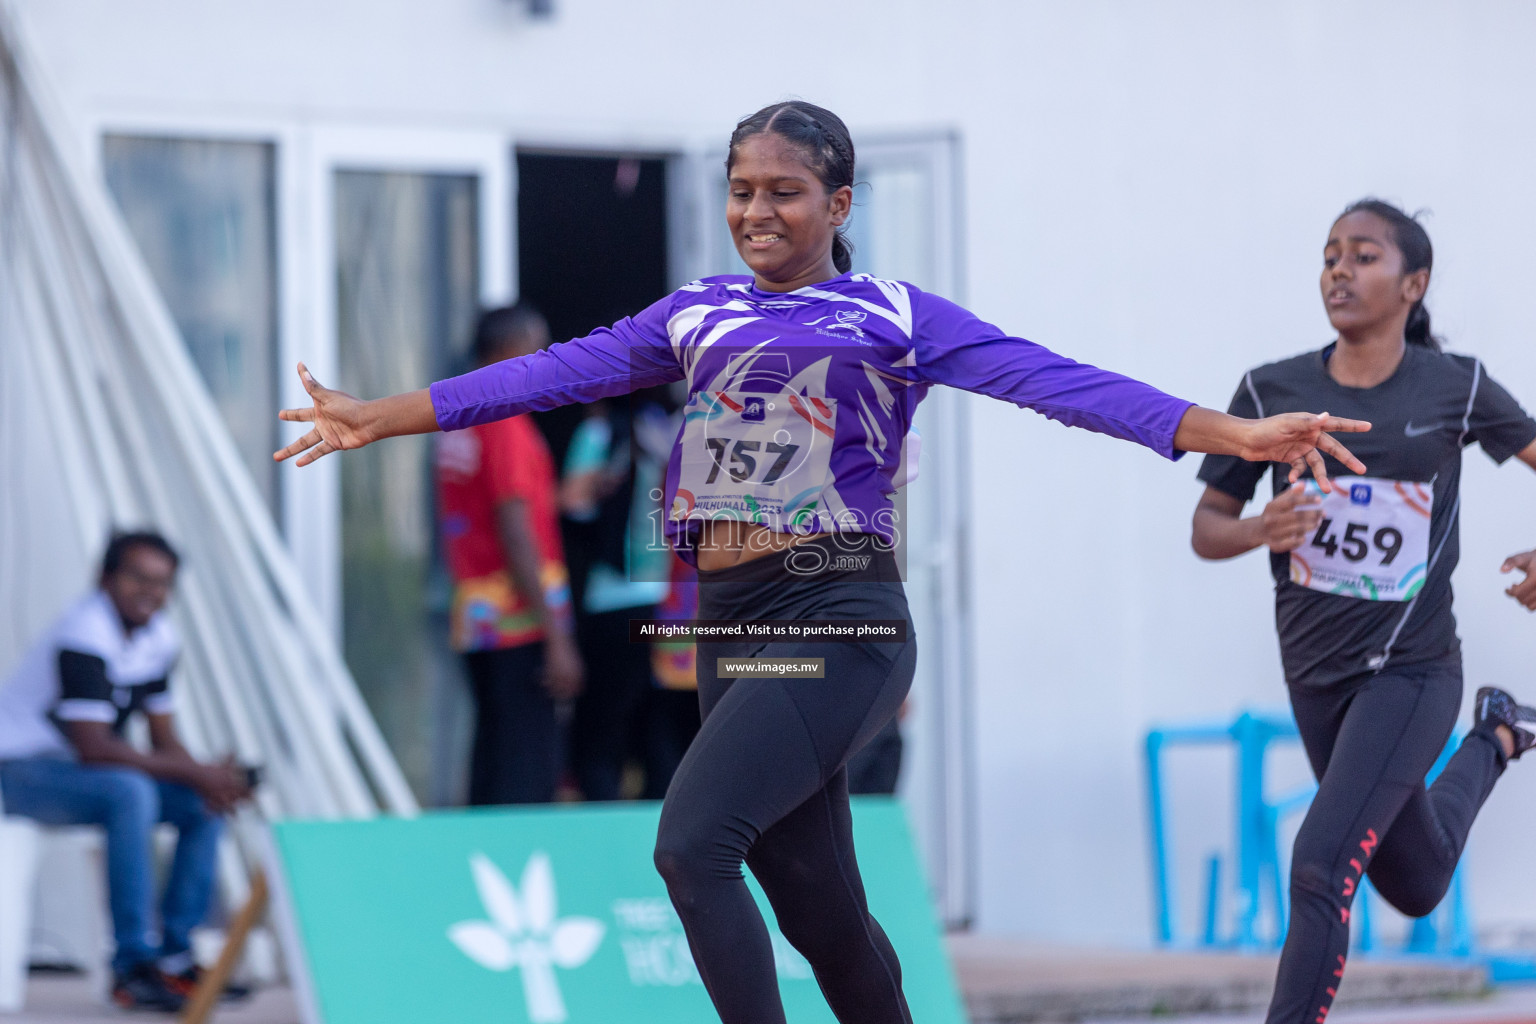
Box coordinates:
[277,101,1369,1024]
[1192,199,1536,1024]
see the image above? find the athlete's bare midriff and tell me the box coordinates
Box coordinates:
[694,520,826,571]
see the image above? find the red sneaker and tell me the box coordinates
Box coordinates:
[112,962,185,1012]
[159,964,253,1002]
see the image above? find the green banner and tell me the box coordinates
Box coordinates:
[271,798,965,1024]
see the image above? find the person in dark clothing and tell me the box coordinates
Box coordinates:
[560,396,671,800]
[1192,198,1536,1024]
[435,305,583,805]
[638,549,702,801]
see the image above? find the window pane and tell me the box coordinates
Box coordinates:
[846,165,934,286]
[101,134,280,512]
[334,170,479,804]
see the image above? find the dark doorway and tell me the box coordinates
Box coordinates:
[515,151,670,463]
[516,151,669,346]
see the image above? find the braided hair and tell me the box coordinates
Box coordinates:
[726,101,857,273]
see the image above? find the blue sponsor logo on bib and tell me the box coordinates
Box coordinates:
[1349,483,1372,506]
[742,397,766,423]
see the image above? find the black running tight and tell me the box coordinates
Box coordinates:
[653,536,916,1024]
[1267,654,1508,1024]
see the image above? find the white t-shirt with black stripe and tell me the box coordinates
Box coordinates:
[0,590,179,760]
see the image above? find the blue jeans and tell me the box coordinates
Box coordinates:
[0,758,223,974]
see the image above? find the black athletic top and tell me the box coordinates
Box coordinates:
[1199,342,1536,687]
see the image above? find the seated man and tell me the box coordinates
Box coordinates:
[0,532,250,1012]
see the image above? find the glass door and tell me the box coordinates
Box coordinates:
[333,170,479,804]
[293,126,511,805]
[848,135,973,928]
[101,134,281,514]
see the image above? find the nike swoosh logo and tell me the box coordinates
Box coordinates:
[1403,421,1445,438]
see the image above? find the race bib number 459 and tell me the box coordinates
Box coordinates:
[672,391,834,530]
[1289,476,1432,602]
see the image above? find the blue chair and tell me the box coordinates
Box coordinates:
[1146,711,1475,955]
[1145,710,1303,949]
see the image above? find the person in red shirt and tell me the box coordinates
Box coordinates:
[435,304,583,804]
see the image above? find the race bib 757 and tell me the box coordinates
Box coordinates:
[672,391,834,531]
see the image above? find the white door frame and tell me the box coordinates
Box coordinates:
[296,123,511,632]
[858,132,975,928]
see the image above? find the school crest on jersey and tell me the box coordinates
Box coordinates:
[803,312,868,341]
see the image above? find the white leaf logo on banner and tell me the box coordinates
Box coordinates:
[448,852,606,1023]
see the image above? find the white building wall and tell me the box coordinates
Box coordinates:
[12,0,1536,945]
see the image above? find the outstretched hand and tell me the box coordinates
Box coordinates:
[1239,412,1370,493]
[274,363,376,467]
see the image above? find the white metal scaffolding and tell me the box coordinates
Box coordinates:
[0,0,417,883]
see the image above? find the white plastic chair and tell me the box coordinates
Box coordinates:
[0,788,110,1013]
[0,813,40,1012]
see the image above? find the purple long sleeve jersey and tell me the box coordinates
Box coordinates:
[431,272,1194,562]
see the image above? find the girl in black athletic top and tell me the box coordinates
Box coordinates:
[1193,199,1536,1024]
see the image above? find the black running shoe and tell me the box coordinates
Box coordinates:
[111,961,185,1013]
[160,963,253,1002]
[1475,686,1536,760]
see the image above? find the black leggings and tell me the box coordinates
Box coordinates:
[1267,654,1508,1024]
[653,536,916,1024]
